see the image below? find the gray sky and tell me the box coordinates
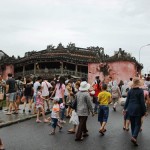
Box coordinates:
[0,0,150,73]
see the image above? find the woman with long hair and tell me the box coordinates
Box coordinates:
[52,76,66,123]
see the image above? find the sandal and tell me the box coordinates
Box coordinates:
[99,129,105,136]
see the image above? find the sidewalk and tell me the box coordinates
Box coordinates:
[0,105,50,128]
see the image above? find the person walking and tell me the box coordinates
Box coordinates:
[33,76,42,114]
[112,81,121,111]
[6,73,18,115]
[0,75,6,110]
[22,78,33,113]
[75,81,94,141]
[123,77,147,146]
[49,97,62,135]
[51,76,66,123]
[41,78,52,112]
[98,84,112,136]
[35,86,49,123]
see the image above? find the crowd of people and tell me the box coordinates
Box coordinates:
[0,73,150,149]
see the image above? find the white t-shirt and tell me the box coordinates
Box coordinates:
[41,81,52,96]
[33,81,41,95]
[51,104,60,118]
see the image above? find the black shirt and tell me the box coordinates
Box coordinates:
[6,78,16,93]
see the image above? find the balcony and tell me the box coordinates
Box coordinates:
[14,69,87,79]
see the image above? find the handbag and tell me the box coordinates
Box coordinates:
[0,93,4,101]
[69,110,79,125]
[119,97,126,106]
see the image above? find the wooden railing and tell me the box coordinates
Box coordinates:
[15,69,87,78]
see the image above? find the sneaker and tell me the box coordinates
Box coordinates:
[36,119,42,123]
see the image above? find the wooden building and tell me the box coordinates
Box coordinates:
[0,44,143,80]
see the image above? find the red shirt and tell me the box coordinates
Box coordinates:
[93,84,101,97]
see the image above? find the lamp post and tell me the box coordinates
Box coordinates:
[139,44,150,63]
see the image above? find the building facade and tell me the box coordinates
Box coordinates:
[0,44,143,81]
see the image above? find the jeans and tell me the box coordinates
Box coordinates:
[60,108,65,120]
[98,105,109,123]
[130,116,142,139]
[51,118,58,129]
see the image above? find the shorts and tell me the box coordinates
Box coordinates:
[36,104,43,109]
[8,92,17,102]
[51,118,58,129]
[25,96,32,102]
[98,105,109,123]
[17,90,23,97]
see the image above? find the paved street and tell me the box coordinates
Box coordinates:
[0,106,150,150]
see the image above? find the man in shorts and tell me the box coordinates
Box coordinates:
[6,73,17,115]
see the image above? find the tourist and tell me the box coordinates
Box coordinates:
[51,76,66,123]
[98,84,112,136]
[92,77,101,114]
[6,73,18,115]
[33,76,42,114]
[75,81,94,141]
[0,138,4,150]
[49,97,62,135]
[121,81,130,131]
[123,77,147,146]
[128,77,133,88]
[65,81,74,118]
[41,78,52,112]
[68,81,80,134]
[118,80,124,91]
[22,78,33,113]
[0,75,6,110]
[16,76,26,110]
[111,80,121,111]
[35,86,49,123]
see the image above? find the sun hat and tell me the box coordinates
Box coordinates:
[132,77,142,88]
[79,81,91,91]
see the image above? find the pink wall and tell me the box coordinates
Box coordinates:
[88,61,137,84]
[2,65,14,80]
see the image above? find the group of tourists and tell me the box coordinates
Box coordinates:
[0,73,150,148]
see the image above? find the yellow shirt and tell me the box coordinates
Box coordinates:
[98,91,111,106]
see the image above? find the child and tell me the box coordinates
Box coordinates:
[36,86,49,123]
[49,97,62,135]
[98,84,112,136]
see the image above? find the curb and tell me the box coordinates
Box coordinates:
[0,112,51,128]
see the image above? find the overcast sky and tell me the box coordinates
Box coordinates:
[0,0,150,73]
